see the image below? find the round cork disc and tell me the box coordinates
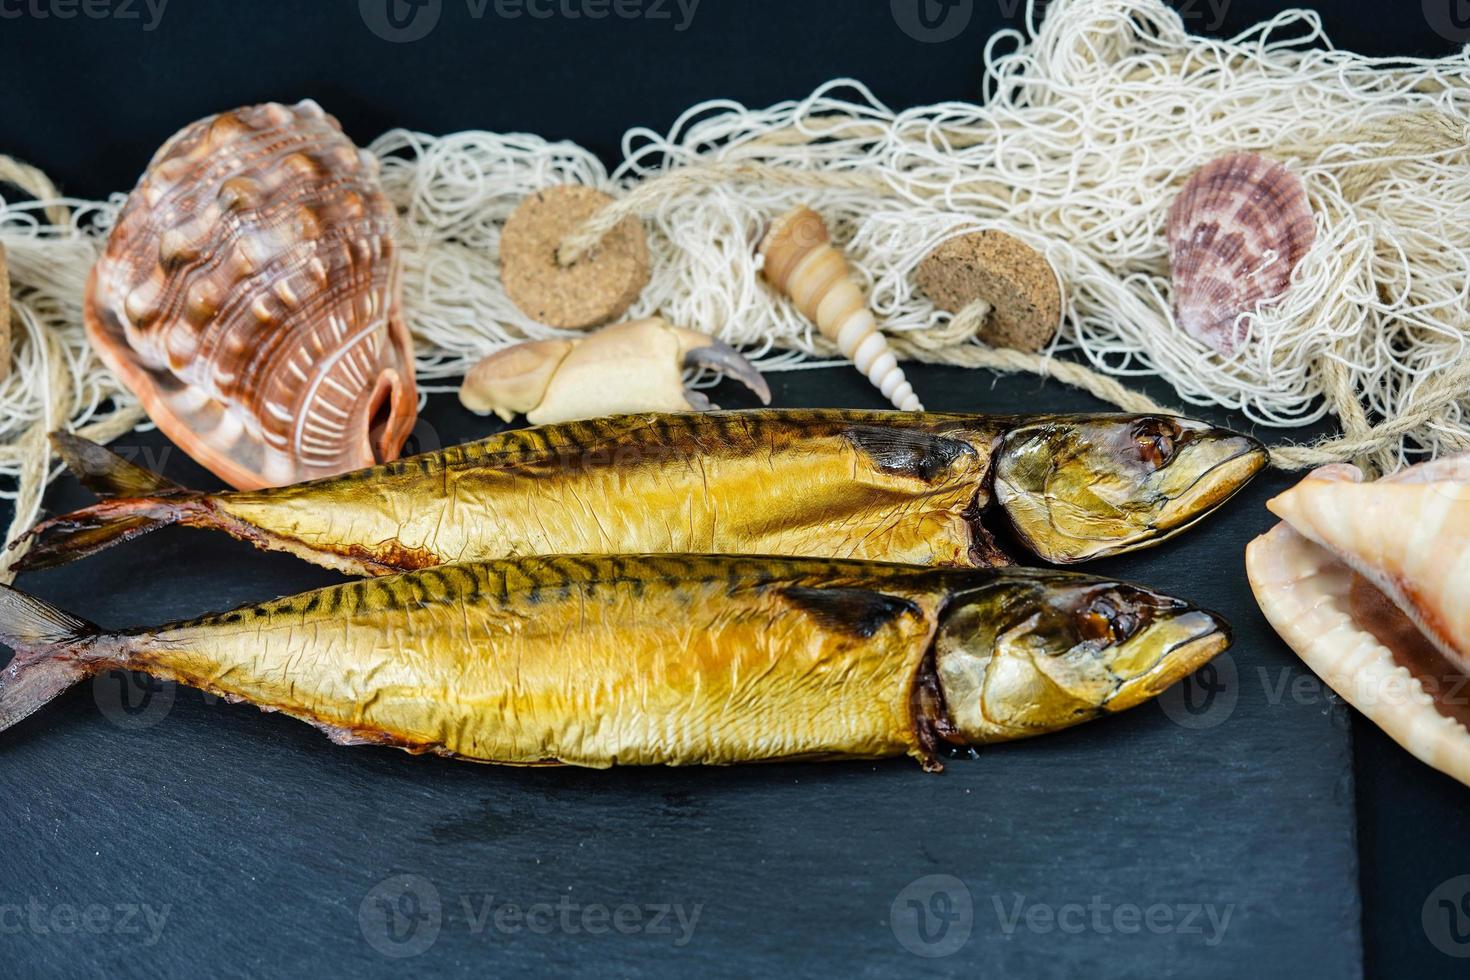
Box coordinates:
[501,185,651,330]
[914,231,1062,352]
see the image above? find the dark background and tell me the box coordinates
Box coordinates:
[1,1,1467,977]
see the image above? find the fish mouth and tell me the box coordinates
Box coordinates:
[1103,609,1231,715]
[996,420,1267,564]
[1111,608,1228,708]
[1150,431,1269,537]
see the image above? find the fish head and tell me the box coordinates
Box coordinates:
[934,572,1230,744]
[994,415,1266,563]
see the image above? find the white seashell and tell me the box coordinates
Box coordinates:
[1167,153,1315,356]
[1266,458,1470,668]
[1248,454,1470,787]
[758,206,923,412]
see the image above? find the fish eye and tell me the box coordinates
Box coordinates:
[1132,419,1181,470]
[1077,593,1142,646]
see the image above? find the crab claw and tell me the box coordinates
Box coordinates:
[676,330,772,407]
[459,318,772,426]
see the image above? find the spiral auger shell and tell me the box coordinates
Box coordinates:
[85,99,418,490]
[759,206,923,412]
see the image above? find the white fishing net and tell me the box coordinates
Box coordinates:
[1,0,1468,580]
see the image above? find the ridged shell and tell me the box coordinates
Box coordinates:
[86,100,417,490]
[758,206,923,412]
[1166,153,1315,356]
[1247,456,1470,788]
[1265,458,1470,670]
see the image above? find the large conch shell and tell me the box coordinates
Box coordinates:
[459,317,770,425]
[759,206,922,412]
[86,100,417,490]
[1247,457,1470,787]
[1167,153,1315,356]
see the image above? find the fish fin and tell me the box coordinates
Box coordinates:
[50,430,185,498]
[842,425,976,482]
[780,586,921,639]
[8,496,207,572]
[0,584,104,735]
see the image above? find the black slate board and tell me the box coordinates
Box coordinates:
[10,0,1467,973]
[0,366,1361,978]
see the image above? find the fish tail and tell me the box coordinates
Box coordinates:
[9,496,211,572]
[7,431,210,572]
[0,584,106,734]
[50,430,185,497]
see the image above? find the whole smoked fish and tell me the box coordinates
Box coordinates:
[13,410,1264,573]
[0,555,1230,769]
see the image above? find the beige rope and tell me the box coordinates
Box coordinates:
[0,154,137,583]
[0,154,71,228]
[888,299,1169,414]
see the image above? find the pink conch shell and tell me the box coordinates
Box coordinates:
[86,99,417,490]
[1167,153,1315,356]
[1247,455,1470,787]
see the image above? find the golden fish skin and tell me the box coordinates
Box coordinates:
[20,412,1006,574]
[0,556,1230,770]
[14,410,1265,574]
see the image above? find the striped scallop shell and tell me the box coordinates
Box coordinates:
[1166,153,1315,356]
[85,100,417,490]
